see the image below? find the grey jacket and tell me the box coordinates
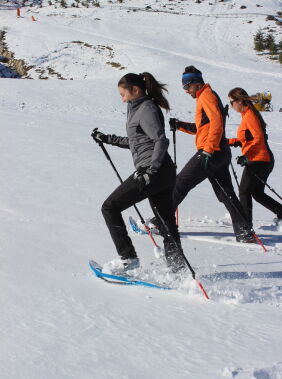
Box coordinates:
[108,96,169,174]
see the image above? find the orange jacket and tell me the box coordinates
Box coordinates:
[178,84,224,154]
[228,107,271,162]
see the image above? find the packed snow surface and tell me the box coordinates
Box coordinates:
[0,1,282,378]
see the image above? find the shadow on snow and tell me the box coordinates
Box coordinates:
[0,63,21,78]
[180,231,282,246]
[201,271,282,281]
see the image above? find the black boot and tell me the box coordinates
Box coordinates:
[164,239,187,273]
[235,227,256,243]
[276,212,282,220]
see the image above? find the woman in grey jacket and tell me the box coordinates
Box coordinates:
[92,72,186,274]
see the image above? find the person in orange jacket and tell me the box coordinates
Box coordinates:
[228,87,282,226]
[169,66,254,242]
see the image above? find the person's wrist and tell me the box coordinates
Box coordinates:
[202,150,212,157]
[143,173,150,185]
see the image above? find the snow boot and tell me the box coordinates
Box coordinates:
[236,229,256,243]
[136,218,160,235]
[164,239,187,273]
[276,212,282,220]
[103,257,140,274]
[274,217,282,231]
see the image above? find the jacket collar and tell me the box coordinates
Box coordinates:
[241,106,251,116]
[128,95,149,108]
[196,83,210,98]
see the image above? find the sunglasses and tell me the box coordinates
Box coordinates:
[183,82,192,91]
[230,99,237,106]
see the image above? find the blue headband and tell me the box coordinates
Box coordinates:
[182,73,204,88]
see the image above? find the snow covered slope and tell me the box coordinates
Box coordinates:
[0,1,282,378]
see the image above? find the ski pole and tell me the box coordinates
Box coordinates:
[170,119,179,225]
[172,127,177,171]
[248,167,282,201]
[230,161,240,189]
[225,106,240,191]
[213,177,267,252]
[149,199,209,299]
[97,141,162,254]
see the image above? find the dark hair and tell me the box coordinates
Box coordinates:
[228,87,267,131]
[183,65,202,75]
[118,72,170,111]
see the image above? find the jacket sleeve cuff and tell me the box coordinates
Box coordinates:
[203,146,214,155]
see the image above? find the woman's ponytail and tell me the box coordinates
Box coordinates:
[118,72,170,111]
[142,72,170,111]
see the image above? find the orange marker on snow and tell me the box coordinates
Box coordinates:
[31,15,36,21]
[17,8,20,17]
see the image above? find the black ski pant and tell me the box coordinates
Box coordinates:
[239,160,282,225]
[101,155,180,259]
[172,150,250,235]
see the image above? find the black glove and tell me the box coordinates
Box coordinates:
[133,168,152,192]
[169,118,179,132]
[197,150,212,170]
[237,155,248,167]
[91,128,108,144]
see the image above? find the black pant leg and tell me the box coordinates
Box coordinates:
[149,188,179,240]
[239,167,254,225]
[173,149,250,235]
[209,167,250,233]
[148,155,179,241]
[102,174,147,259]
[147,158,187,269]
[172,152,209,211]
[240,162,282,221]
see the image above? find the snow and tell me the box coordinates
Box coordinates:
[0,0,282,378]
